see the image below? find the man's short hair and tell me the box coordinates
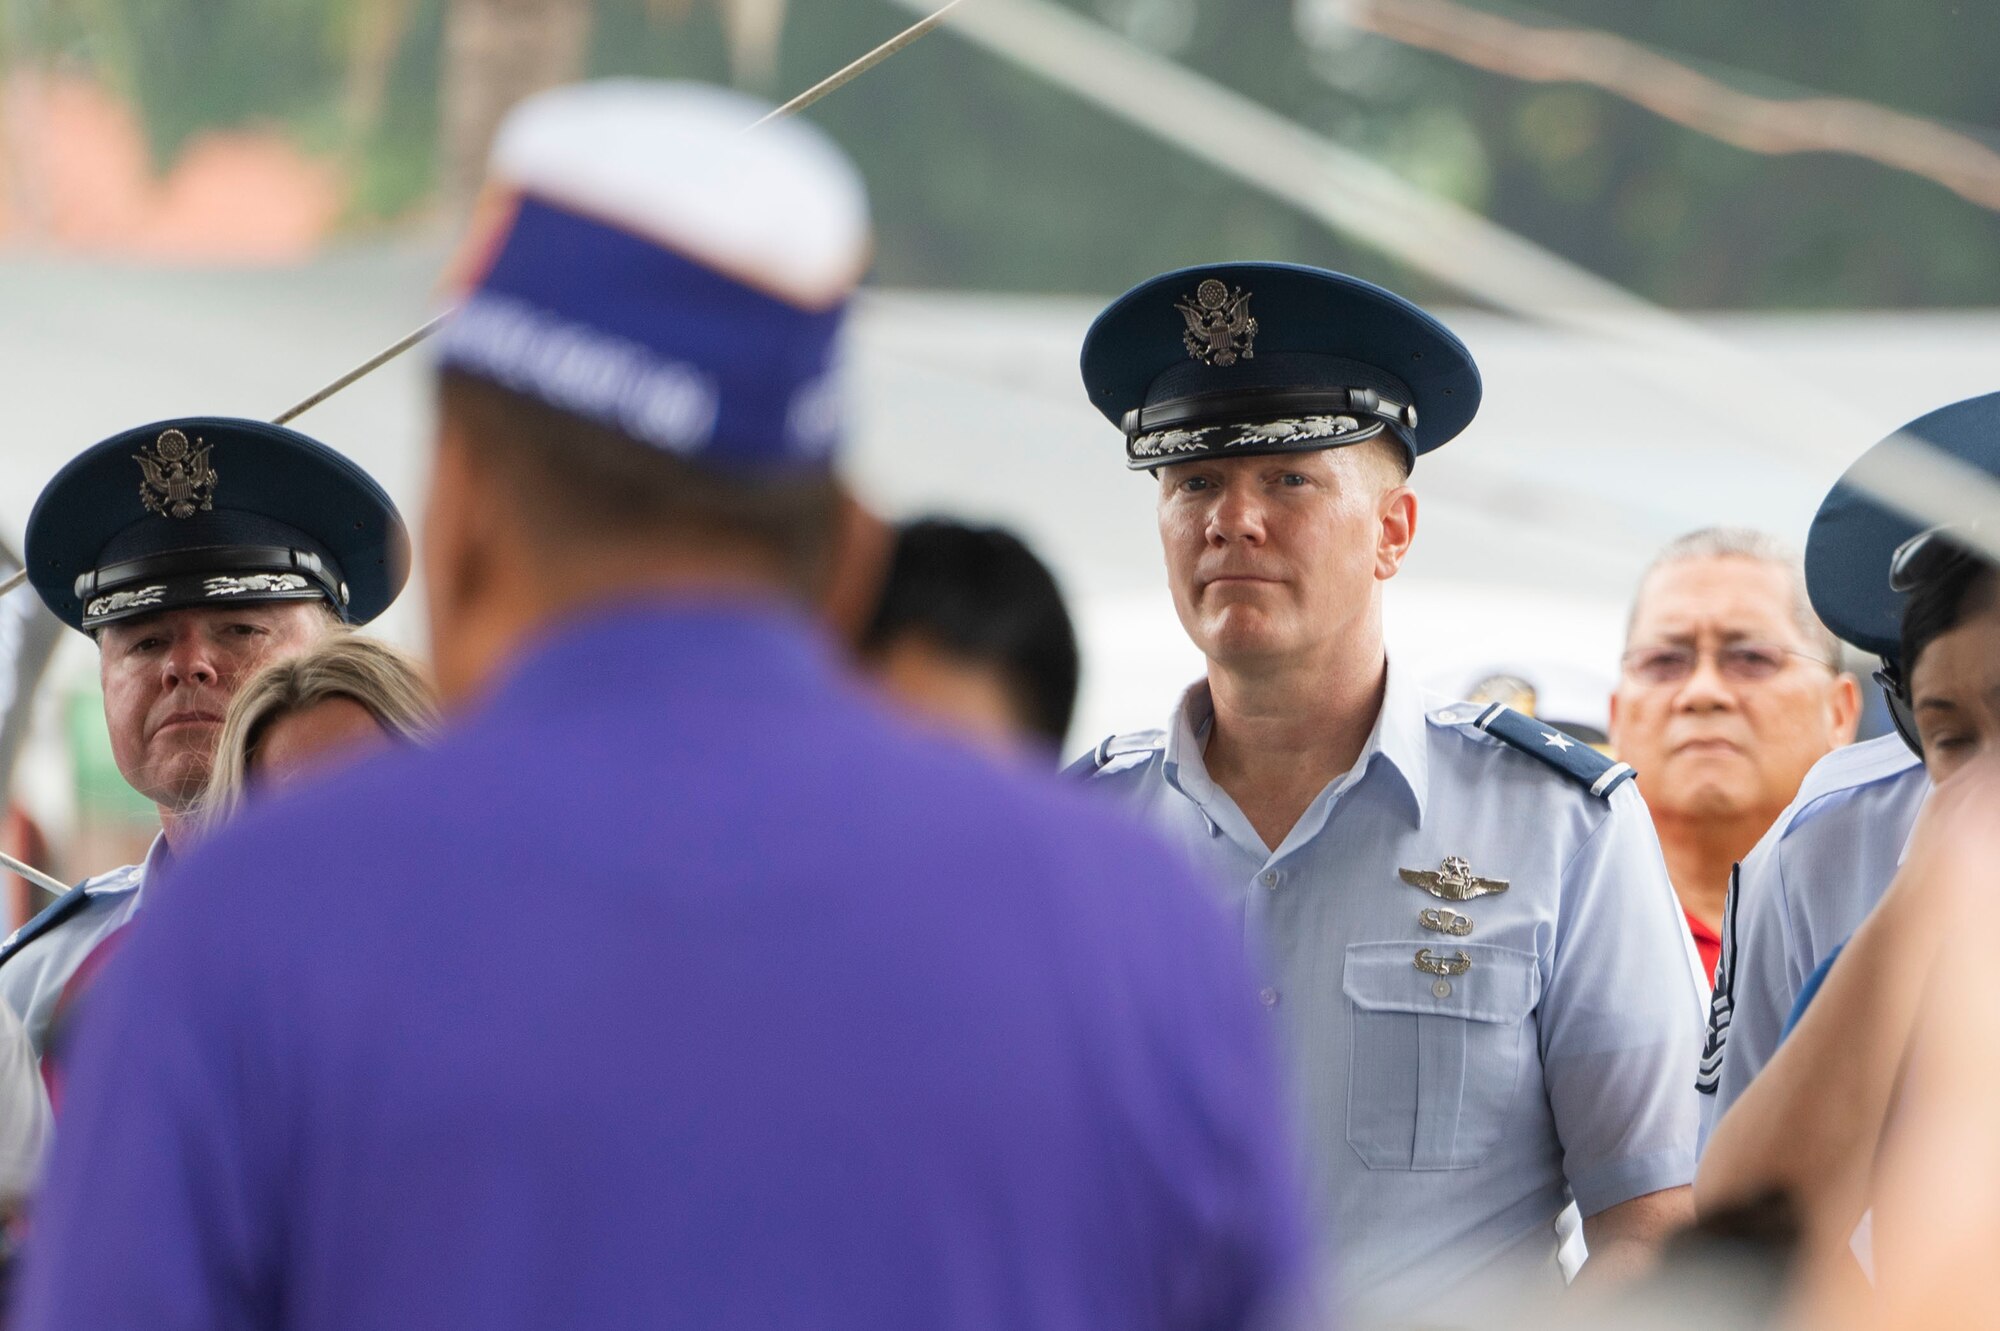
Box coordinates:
[1628,527,1842,664]
[1358,434,1412,487]
[438,371,842,591]
[861,519,1081,746]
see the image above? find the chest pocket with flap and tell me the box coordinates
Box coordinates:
[1342,940,1541,1171]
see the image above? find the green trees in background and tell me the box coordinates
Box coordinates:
[10,0,2000,306]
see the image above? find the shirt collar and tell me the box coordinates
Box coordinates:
[83,833,170,899]
[487,595,838,717]
[1161,655,1430,832]
[1374,656,1431,826]
[1897,781,1933,867]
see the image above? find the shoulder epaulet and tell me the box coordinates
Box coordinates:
[1434,702,1636,799]
[1062,730,1166,780]
[0,882,89,970]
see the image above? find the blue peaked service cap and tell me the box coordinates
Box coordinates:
[1080,263,1482,470]
[436,81,872,471]
[1806,391,2000,662]
[26,417,409,634]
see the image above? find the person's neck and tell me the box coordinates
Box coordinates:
[1651,807,1775,931]
[155,807,188,858]
[1201,623,1388,854]
[438,556,794,705]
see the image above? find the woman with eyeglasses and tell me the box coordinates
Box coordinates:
[1695,530,2000,1284]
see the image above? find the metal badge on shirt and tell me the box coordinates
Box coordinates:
[1401,857,1509,992]
[1419,907,1474,937]
[1400,855,1509,901]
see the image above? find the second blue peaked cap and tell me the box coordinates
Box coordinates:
[1081,263,1482,471]
[1807,391,2000,662]
[25,417,407,634]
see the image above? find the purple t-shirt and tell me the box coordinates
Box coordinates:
[17,604,1311,1331]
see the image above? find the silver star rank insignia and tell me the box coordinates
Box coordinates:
[1400,855,1510,902]
[1541,729,1576,751]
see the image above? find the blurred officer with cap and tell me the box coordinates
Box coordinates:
[1694,398,2000,1146]
[0,418,406,1052]
[18,83,1313,1331]
[1070,263,1701,1320]
[1441,660,1613,750]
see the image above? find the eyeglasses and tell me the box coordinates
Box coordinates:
[1621,643,1831,686]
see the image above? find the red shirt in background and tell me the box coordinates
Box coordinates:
[1685,909,1721,986]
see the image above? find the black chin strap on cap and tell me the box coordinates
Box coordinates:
[1874,657,1924,760]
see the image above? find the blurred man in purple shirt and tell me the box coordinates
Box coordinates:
[15,81,1314,1331]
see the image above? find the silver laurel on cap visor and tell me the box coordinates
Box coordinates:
[1127,412,1393,469]
[80,569,342,630]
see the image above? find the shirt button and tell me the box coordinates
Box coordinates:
[1432,979,1453,999]
[1258,986,1280,1008]
[1260,871,1279,889]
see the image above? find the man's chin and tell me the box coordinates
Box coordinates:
[1198,631,1298,670]
[1655,772,1757,820]
[132,753,214,813]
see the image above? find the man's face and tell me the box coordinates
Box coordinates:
[1156,445,1411,669]
[98,602,330,812]
[1908,586,2000,787]
[1610,557,1857,822]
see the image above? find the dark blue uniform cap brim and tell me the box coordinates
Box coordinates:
[1806,391,2000,662]
[26,417,409,633]
[1080,262,1482,460]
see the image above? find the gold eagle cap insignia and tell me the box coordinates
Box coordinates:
[1176,279,1258,367]
[1399,855,1510,902]
[134,428,218,520]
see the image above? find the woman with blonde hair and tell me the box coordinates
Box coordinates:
[38,636,440,1108]
[199,634,439,831]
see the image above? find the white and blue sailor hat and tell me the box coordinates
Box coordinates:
[436,80,871,470]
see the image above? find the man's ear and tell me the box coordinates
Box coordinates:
[1375,484,1418,582]
[1829,671,1862,745]
[817,487,893,650]
[422,416,510,702]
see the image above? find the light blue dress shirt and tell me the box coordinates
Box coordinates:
[1083,659,1701,1322]
[1696,735,1927,1149]
[0,835,164,1055]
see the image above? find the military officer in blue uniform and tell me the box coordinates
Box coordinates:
[0,419,407,1052]
[1072,264,1702,1321]
[1695,396,2000,1146]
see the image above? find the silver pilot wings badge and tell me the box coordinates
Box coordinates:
[1399,855,1510,902]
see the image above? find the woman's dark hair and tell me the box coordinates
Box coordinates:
[1900,540,1999,683]
[861,519,1081,746]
